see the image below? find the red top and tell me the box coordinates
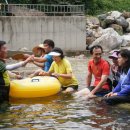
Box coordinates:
[88,58,110,90]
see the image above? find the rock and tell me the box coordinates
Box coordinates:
[98,14,107,21]
[100,20,107,28]
[86,36,95,45]
[91,25,100,29]
[109,24,123,35]
[122,11,130,19]
[105,16,115,25]
[86,28,93,37]
[86,16,100,25]
[110,11,122,19]
[93,27,103,38]
[126,18,130,32]
[116,16,129,29]
[89,28,123,51]
[121,34,130,46]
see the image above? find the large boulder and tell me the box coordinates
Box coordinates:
[109,24,123,35]
[126,18,130,32]
[110,11,122,19]
[122,11,130,19]
[115,16,129,29]
[89,28,123,51]
[121,34,130,46]
[105,16,115,25]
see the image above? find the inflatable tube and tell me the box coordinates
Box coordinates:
[10,76,61,98]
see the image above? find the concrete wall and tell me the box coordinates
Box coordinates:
[0,16,86,51]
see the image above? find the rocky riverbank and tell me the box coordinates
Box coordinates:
[86,11,130,51]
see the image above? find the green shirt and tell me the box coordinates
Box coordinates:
[0,60,10,86]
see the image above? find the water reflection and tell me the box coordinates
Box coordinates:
[1,57,130,130]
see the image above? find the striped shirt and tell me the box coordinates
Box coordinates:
[0,60,10,87]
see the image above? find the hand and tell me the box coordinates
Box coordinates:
[104,92,114,97]
[51,73,60,78]
[15,74,23,79]
[39,71,46,76]
[111,93,117,96]
[88,92,97,99]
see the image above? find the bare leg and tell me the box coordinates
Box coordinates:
[62,87,75,94]
[74,88,90,98]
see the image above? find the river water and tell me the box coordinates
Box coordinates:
[1,56,130,130]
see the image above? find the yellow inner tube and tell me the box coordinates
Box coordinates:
[10,76,61,98]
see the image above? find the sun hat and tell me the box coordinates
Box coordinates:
[109,50,120,59]
[49,52,61,56]
[32,44,45,55]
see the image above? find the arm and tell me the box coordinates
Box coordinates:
[52,73,72,79]
[8,71,22,79]
[33,56,47,63]
[112,81,121,93]
[117,86,130,96]
[90,75,108,95]
[86,71,92,87]
[6,56,31,70]
[33,61,44,68]
[116,70,130,96]
[6,62,24,70]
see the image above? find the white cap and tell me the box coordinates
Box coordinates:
[49,52,61,56]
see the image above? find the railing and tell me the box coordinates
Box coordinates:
[0,4,85,16]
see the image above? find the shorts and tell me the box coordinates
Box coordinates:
[103,95,130,105]
[62,85,78,91]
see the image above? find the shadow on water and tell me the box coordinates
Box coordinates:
[1,57,130,130]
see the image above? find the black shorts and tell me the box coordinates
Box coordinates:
[0,85,10,103]
[103,95,130,105]
[62,85,78,91]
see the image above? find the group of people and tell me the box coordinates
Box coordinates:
[0,39,130,106]
[75,45,130,105]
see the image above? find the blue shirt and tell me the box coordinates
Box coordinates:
[43,54,53,72]
[113,69,130,96]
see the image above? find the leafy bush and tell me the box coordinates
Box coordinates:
[86,0,130,15]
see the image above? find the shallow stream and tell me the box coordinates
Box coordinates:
[1,56,130,130]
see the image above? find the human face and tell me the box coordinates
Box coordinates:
[0,44,8,59]
[37,48,45,56]
[43,43,52,54]
[52,56,61,63]
[112,58,118,65]
[92,48,102,63]
[118,54,128,67]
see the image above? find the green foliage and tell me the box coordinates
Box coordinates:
[86,0,130,15]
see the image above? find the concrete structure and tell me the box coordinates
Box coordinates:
[0,16,86,52]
